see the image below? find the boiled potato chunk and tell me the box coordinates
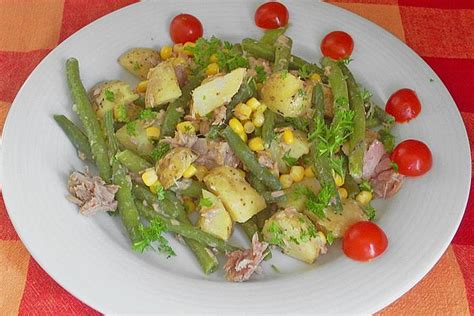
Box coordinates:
[118,47,161,79]
[156,147,197,189]
[263,208,326,264]
[145,61,182,108]
[203,166,266,223]
[260,72,312,117]
[89,80,139,119]
[269,130,310,173]
[115,120,154,157]
[197,190,233,241]
[306,199,368,239]
[277,177,321,212]
[192,68,246,116]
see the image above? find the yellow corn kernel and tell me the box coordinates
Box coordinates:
[309,73,321,83]
[195,165,208,182]
[149,180,163,194]
[318,231,326,244]
[183,42,195,56]
[252,111,265,128]
[356,190,373,206]
[209,53,218,63]
[304,166,315,178]
[142,168,158,187]
[173,43,184,54]
[146,127,161,140]
[160,45,173,60]
[248,137,264,151]
[183,164,197,179]
[246,97,261,111]
[183,198,196,214]
[282,129,294,144]
[172,57,186,67]
[256,103,267,113]
[279,174,293,189]
[136,80,148,93]
[229,118,244,134]
[333,173,344,187]
[238,131,248,142]
[290,166,305,182]
[206,62,220,76]
[234,103,252,120]
[338,187,348,199]
[244,121,256,134]
[176,121,196,134]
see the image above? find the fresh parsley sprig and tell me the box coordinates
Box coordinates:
[151,143,170,161]
[132,218,175,258]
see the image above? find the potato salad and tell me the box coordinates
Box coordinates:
[56,2,432,282]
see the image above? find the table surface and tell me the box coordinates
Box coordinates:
[0,0,473,314]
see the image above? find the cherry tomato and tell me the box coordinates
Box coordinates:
[343,221,388,262]
[391,140,432,176]
[255,2,289,29]
[320,31,354,61]
[385,88,421,123]
[169,14,203,44]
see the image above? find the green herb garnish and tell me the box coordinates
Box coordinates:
[126,121,137,136]
[132,218,175,258]
[298,64,311,79]
[139,108,156,121]
[326,231,334,245]
[255,65,267,83]
[104,89,115,102]
[363,204,376,221]
[151,143,170,161]
[199,197,213,208]
[116,104,128,122]
[283,151,298,167]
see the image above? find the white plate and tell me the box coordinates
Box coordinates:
[2,0,470,314]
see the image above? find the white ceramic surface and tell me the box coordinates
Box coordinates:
[2,0,470,314]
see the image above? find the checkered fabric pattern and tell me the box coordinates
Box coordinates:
[0,0,473,314]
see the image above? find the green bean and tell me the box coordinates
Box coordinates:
[259,26,288,46]
[53,114,92,160]
[161,75,203,137]
[273,35,292,72]
[248,174,287,204]
[223,126,281,191]
[241,38,324,75]
[66,58,111,180]
[341,65,365,180]
[366,108,395,128]
[311,84,342,212]
[132,184,179,218]
[104,110,119,157]
[262,192,287,203]
[116,149,152,173]
[112,160,142,245]
[173,180,204,198]
[255,208,275,230]
[136,202,239,253]
[226,77,257,120]
[262,109,276,148]
[133,184,219,274]
[344,174,360,198]
[321,58,349,110]
[247,173,267,193]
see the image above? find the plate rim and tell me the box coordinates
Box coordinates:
[2,0,471,313]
